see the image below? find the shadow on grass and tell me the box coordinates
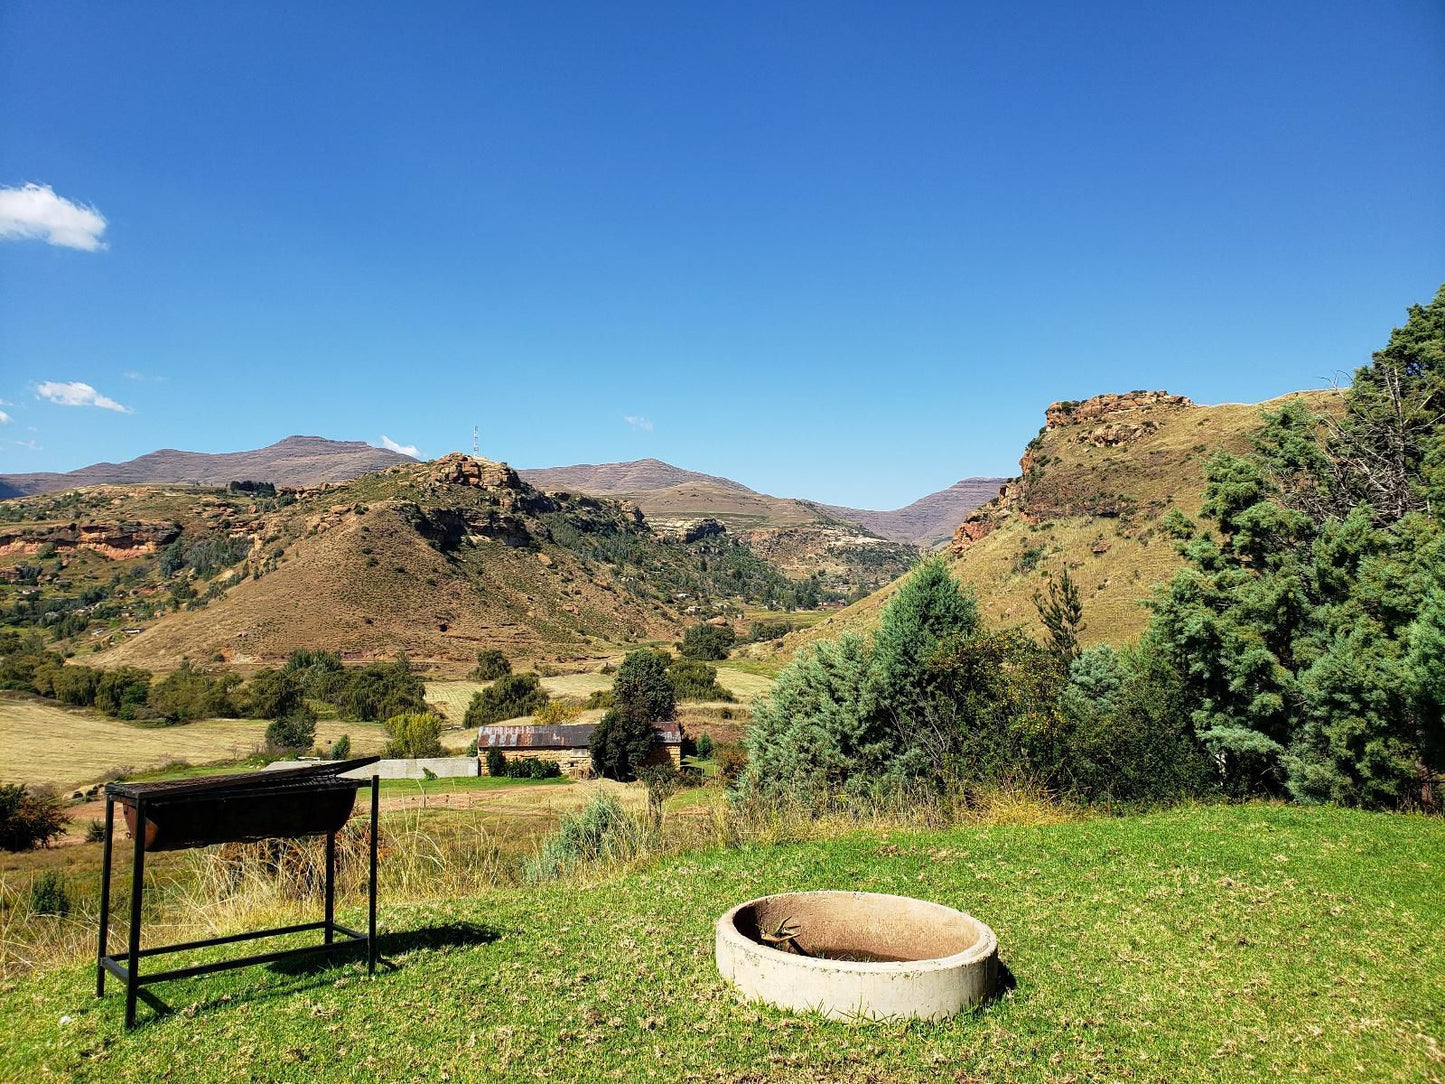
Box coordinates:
[122,921,503,1026]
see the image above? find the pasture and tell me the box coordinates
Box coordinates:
[0,697,387,790]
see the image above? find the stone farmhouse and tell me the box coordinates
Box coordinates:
[475,720,684,778]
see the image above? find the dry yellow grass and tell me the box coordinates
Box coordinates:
[0,698,386,790]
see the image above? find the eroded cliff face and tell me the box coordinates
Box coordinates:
[952,391,1193,554]
[0,521,181,560]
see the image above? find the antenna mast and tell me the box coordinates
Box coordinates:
[472,425,479,456]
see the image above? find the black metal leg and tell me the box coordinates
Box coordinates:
[324,830,336,945]
[125,798,146,1028]
[368,776,378,975]
[96,797,114,997]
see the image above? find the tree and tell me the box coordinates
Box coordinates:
[870,557,978,731]
[680,623,736,661]
[464,672,549,726]
[328,733,352,761]
[1033,568,1086,662]
[0,784,69,851]
[695,732,714,759]
[383,713,445,758]
[611,649,676,726]
[666,658,734,702]
[470,649,512,681]
[265,705,317,754]
[242,668,304,719]
[94,667,152,719]
[589,708,660,781]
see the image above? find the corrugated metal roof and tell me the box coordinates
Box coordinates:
[476,721,683,749]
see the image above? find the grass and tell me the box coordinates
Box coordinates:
[1,802,1439,1082]
[0,697,387,790]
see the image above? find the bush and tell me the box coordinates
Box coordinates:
[242,668,305,719]
[680,623,736,660]
[332,657,427,722]
[485,748,506,776]
[52,664,102,707]
[695,732,714,759]
[748,619,794,642]
[470,649,512,681]
[329,733,352,761]
[583,689,614,710]
[666,658,735,702]
[150,659,240,723]
[383,713,445,758]
[29,870,70,916]
[84,819,107,843]
[502,757,561,780]
[533,698,583,726]
[265,705,318,754]
[465,672,549,726]
[0,784,69,851]
[524,794,644,882]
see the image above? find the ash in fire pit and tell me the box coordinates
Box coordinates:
[716,891,997,1021]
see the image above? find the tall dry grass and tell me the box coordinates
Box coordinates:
[1,779,1079,977]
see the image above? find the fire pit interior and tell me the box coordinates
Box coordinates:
[716,891,998,1021]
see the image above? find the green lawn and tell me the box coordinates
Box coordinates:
[3,803,1440,1082]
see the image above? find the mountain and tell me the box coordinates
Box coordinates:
[518,458,753,495]
[821,478,1007,547]
[0,436,412,499]
[749,388,1342,658]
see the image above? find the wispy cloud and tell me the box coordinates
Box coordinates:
[380,434,420,458]
[122,370,165,382]
[35,381,132,413]
[623,415,654,433]
[13,439,41,451]
[0,183,108,251]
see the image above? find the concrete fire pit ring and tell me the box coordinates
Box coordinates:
[716,891,998,1022]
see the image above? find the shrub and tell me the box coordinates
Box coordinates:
[52,664,102,707]
[29,870,71,916]
[524,794,644,882]
[637,764,684,824]
[583,689,614,710]
[150,659,241,723]
[503,757,562,780]
[329,733,352,761]
[0,784,69,851]
[696,732,714,759]
[680,623,736,661]
[265,705,318,754]
[383,713,445,758]
[667,658,735,702]
[470,649,512,681]
[465,673,549,726]
[332,657,427,722]
[485,748,506,777]
[533,698,583,726]
[84,819,107,843]
[748,619,794,642]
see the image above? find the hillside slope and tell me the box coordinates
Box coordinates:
[0,436,411,498]
[821,477,1007,547]
[518,458,752,495]
[753,388,1340,656]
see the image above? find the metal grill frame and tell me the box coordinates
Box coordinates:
[95,759,382,1028]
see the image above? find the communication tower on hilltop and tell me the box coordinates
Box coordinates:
[472,425,479,456]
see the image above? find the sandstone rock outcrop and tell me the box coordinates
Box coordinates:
[0,521,181,560]
[432,453,523,491]
[1044,391,1190,430]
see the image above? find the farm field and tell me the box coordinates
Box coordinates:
[2,803,1439,1082]
[0,698,387,790]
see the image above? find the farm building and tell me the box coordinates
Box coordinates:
[475,720,684,778]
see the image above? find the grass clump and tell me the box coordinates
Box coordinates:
[523,794,646,883]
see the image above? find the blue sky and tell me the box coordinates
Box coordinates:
[1,1,1442,508]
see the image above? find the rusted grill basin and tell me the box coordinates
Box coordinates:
[108,758,376,851]
[716,891,998,1021]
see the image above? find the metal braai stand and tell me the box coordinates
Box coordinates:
[96,757,383,1027]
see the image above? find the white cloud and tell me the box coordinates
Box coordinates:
[0,411,10,425]
[623,415,654,433]
[122,370,165,382]
[13,439,41,451]
[380,434,420,458]
[35,381,132,413]
[0,183,108,251]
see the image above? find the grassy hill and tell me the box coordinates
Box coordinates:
[820,476,1007,547]
[3,802,1438,1081]
[754,388,1341,657]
